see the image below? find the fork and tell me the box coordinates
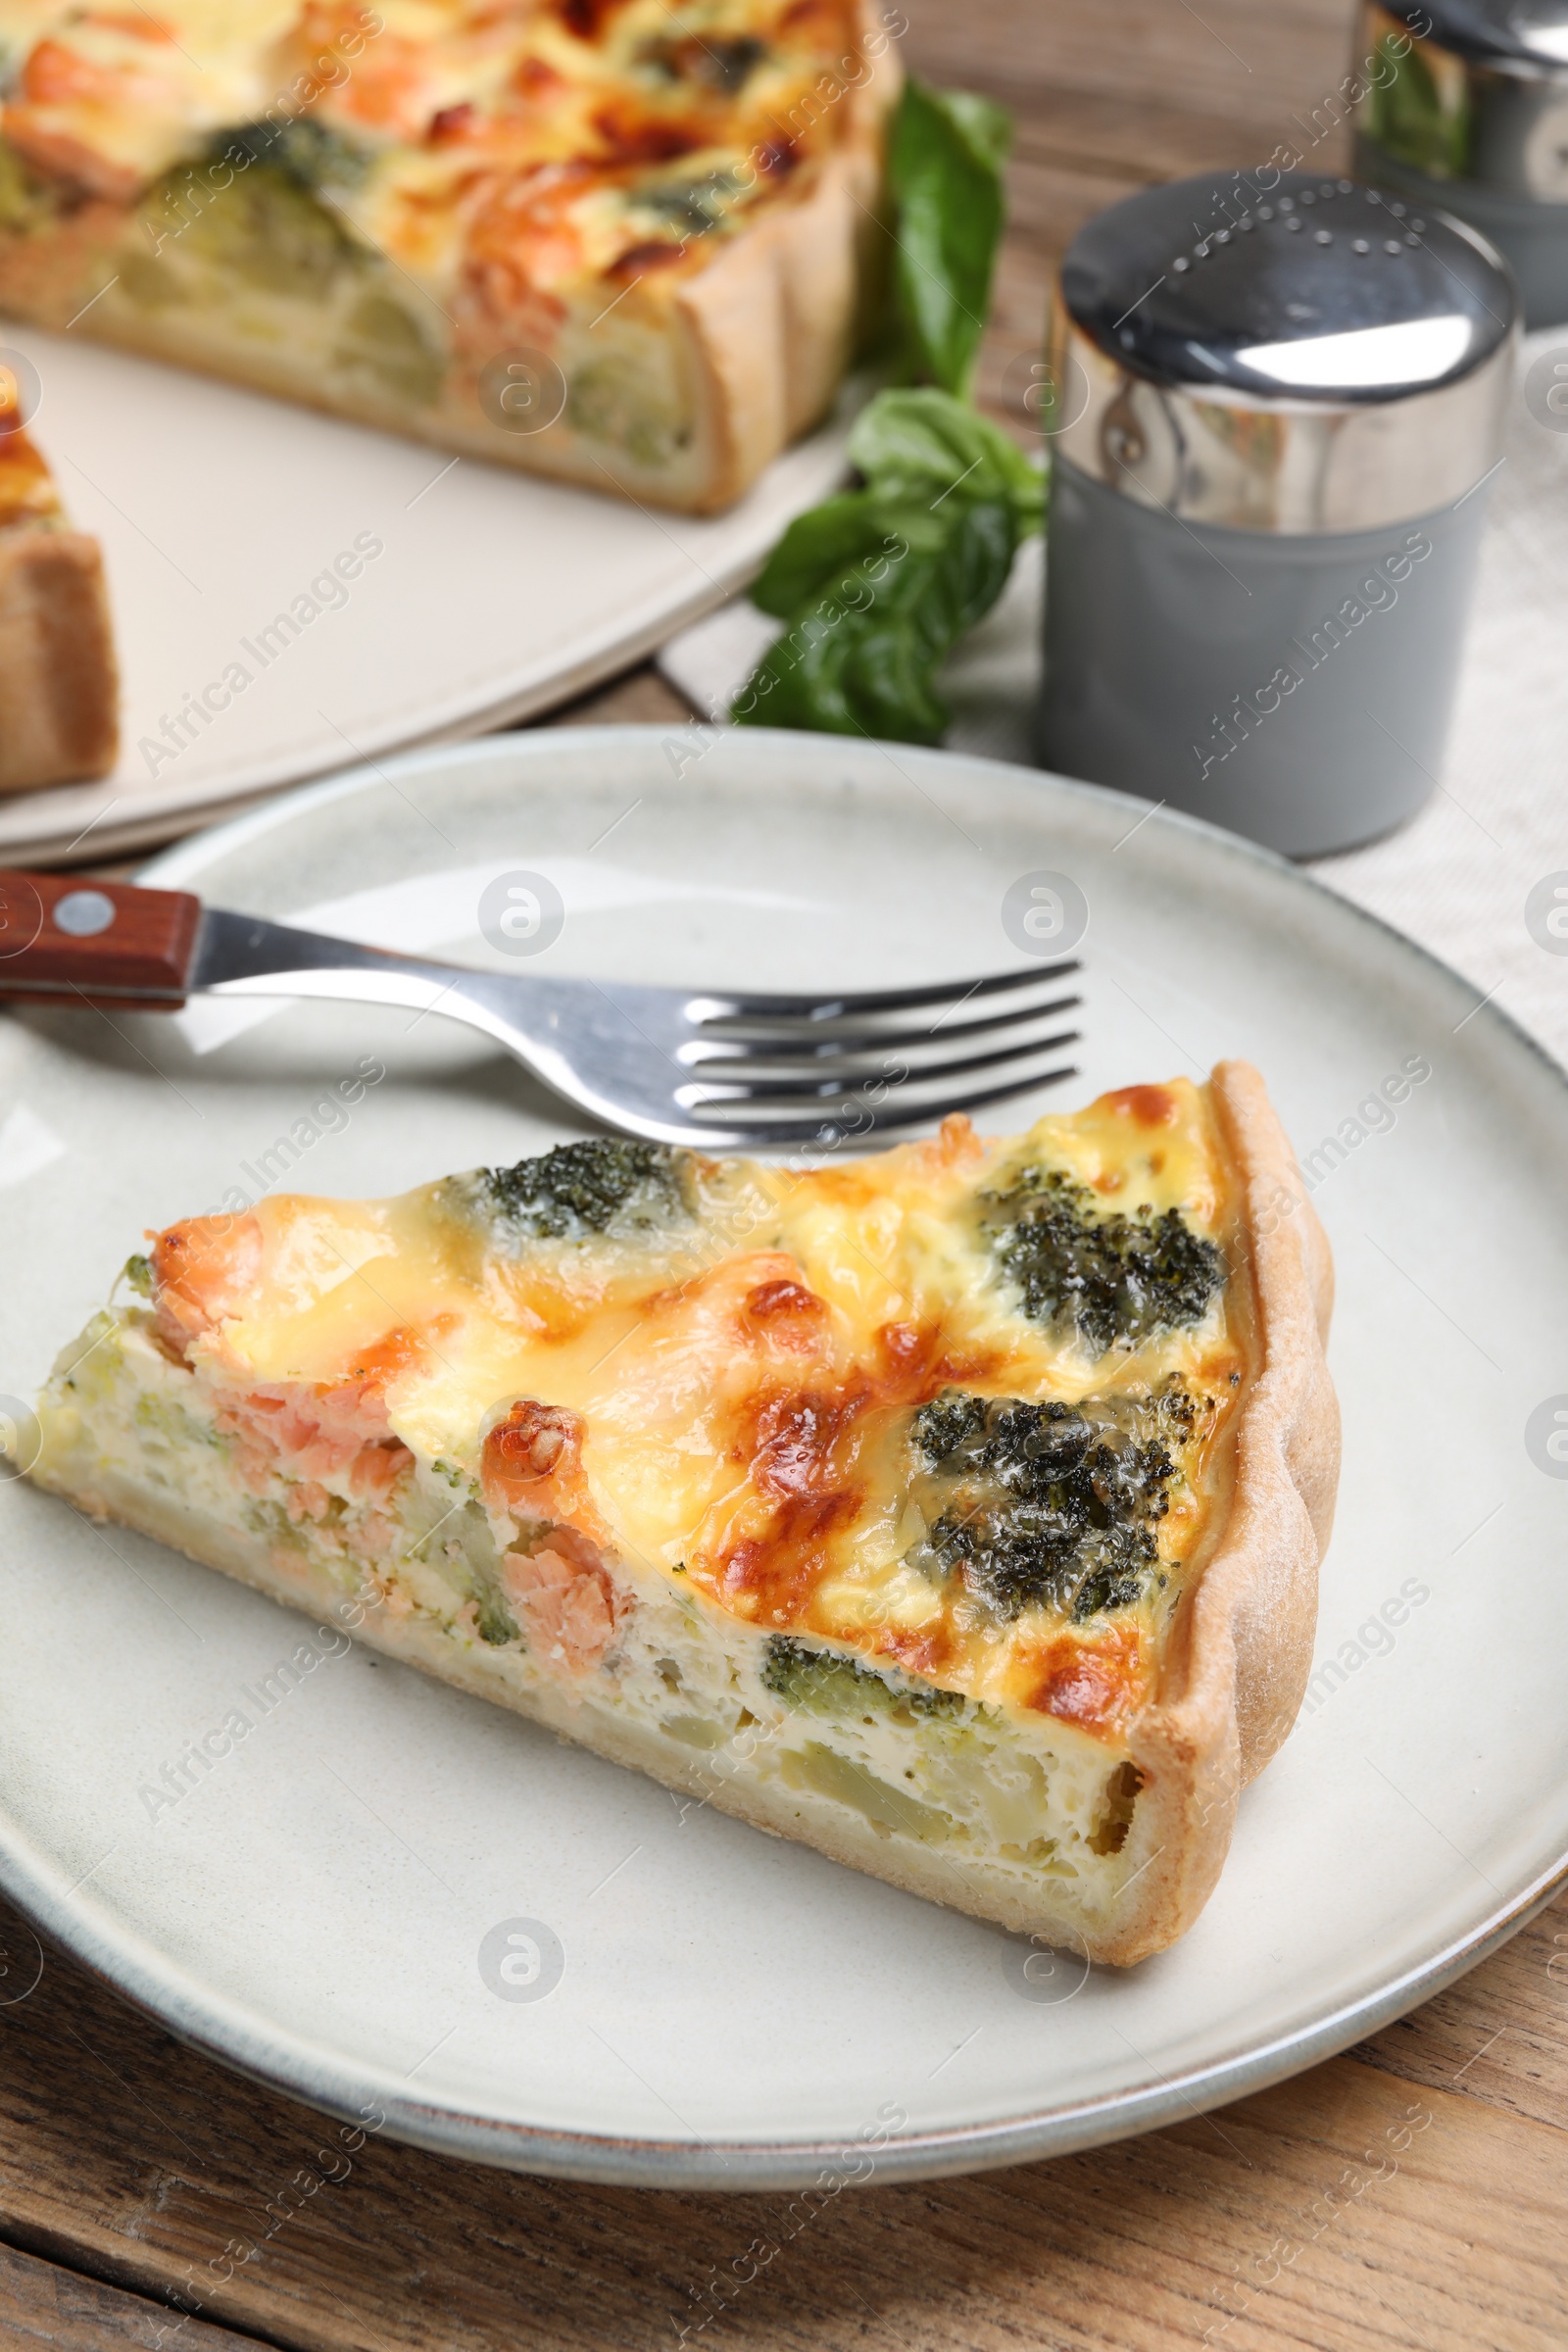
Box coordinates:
[0,868,1082,1149]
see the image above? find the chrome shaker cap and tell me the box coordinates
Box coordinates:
[1379,2,1568,71]
[1047,171,1517,532]
[1360,3,1568,201]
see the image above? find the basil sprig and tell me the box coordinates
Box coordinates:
[732,78,1039,744]
[733,392,1041,741]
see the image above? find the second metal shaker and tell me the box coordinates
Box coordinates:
[1354,1,1568,329]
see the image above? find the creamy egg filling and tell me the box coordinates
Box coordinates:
[34,1088,1247,1932]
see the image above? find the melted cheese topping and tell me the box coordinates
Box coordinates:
[1,5,303,197]
[162,1084,1248,1739]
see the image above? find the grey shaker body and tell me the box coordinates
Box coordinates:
[1039,461,1490,858]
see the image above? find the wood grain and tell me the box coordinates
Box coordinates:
[10,5,1567,2349]
[0,2243,258,2351]
[1,1886,1565,2352]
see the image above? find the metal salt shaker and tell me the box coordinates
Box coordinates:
[1354,1,1568,328]
[1037,171,1517,857]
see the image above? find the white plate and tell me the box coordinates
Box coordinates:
[1,729,1564,2189]
[0,324,858,861]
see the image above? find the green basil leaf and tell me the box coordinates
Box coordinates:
[748,489,907,618]
[735,612,859,734]
[733,495,1017,744]
[733,76,1032,746]
[840,619,953,743]
[888,79,1011,396]
[1365,34,1470,179]
[899,496,1017,651]
[849,387,1042,528]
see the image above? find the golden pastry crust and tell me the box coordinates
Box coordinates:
[1099,1059,1338,1962]
[0,410,120,793]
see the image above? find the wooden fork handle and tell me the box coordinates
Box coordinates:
[0,868,202,1007]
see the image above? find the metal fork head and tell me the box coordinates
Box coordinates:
[452,956,1084,1149]
[195,913,1083,1151]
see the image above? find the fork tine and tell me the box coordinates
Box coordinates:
[685,960,1081,1027]
[679,987,1083,1065]
[700,1056,1081,1142]
[677,1026,1082,1105]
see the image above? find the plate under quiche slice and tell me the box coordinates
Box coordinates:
[0,0,897,514]
[0,383,119,792]
[31,1066,1338,1965]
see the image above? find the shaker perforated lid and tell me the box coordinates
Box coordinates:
[1064,173,1511,402]
[1378,2,1568,72]
[1047,170,1517,532]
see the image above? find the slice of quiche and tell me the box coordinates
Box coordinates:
[0,380,119,791]
[31,1067,1338,1964]
[0,0,898,514]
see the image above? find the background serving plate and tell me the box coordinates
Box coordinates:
[0,729,1564,2188]
[0,325,858,862]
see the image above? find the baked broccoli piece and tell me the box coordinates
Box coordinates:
[641,170,743,237]
[0,135,51,229]
[470,1139,694,1243]
[120,1253,154,1298]
[638,34,765,93]
[216,118,372,193]
[760,1635,964,1720]
[909,1384,1194,1623]
[695,36,766,90]
[980,1162,1225,1356]
[334,290,443,407]
[178,153,361,297]
[472,1580,520,1647]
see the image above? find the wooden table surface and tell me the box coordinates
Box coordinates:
[6,3,1567,2346]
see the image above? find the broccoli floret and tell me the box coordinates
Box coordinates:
[214,117,373,193]
[176,156,360,297]
[694,36,766,91]
[334,290,442,406]
[909,1384,1194,1623]
[638,34,764,93]
[640,170,743,237]
[980,1163,1225,1356]
[472,1584,519,1646]
[121,1252,154,1298]
[908,1389,988,1466]
[472,1139,694,1243]
[0,135,51,230]
[760,1635,963,1719]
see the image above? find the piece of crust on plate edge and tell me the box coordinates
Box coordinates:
[31,1065,1339,1965]
[0,1,901,514]
[0,388,119,792]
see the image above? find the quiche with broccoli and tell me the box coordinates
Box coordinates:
[0,0,898,512]
[31,1066,1339,1964]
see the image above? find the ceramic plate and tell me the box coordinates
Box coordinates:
[0,324,858,861]
[1,729,1564,2189]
